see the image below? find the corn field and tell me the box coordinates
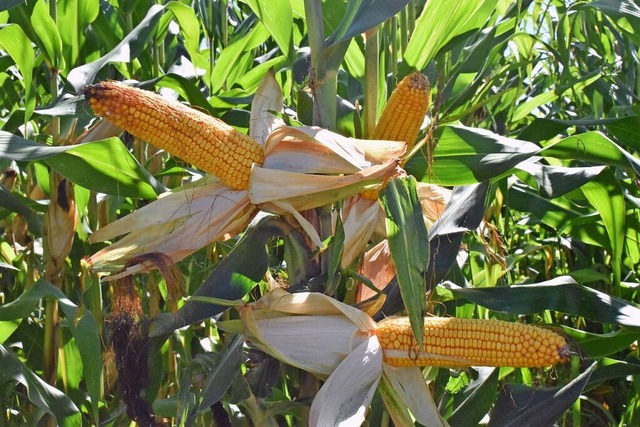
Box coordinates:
[0,0,639,426]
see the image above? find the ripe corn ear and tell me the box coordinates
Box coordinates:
[376,317,569,368]
[363,72,429,200]
[372,72,430,151]
[84,81,264,190]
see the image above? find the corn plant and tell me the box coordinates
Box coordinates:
[0,0,639,426]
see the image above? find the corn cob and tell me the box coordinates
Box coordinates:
[361,72,429,200]
[84,81,264,190]
[376,317,569,368]
[372,72,430,151]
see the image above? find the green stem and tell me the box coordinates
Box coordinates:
[304,0,325,68]
[571,356,581,426]
[304,0,337,129]
[48,0,59,140]
[407,0,416,35]
[44,0,61,393]
[43,299,59,385]
[364,28,379,138]
[399,7,408,54]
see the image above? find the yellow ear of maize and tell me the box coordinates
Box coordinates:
[372,72,430,151]
[84,81,265,190]
[376,317,569,368]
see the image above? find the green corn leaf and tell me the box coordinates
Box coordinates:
[0,131,159,198]
[380,176,429,346]
[439,276,640,328]
[581,169,626,287]
[488,363,596,427]
[0,344,81,426]
[0,24,35,123]
[404,0,497,70]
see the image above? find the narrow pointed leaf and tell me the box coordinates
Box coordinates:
[488,363,596,427]
[245,0,292,58]
[448,367,499,427]
[404,0,497,70]
[407,125,540,185]
[581,169,625,286]
[0,25,35,122]
[152,217,301,335]
[67,4,166,90]
[440,276,640,328]
[326,0,411,46]
[377,183,489,319]
[187,335,244,423]
[380,176,429,345]
[0,344,81,425]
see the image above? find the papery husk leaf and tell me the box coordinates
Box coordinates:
[44,175,78,278]
[349,138,408,163]
[250,68,284,146]
[310,336,383,427]
[417,182,451,226]
[264,126,371,173]
[252,288,377,332]
[340,195,384,267]
[237,303,367,378]
[382,364,448,427]
[250,160,401,211]
[357,240,396,302]
[268,200,323,249]
[263,126,405,174]
[88,179,255,273]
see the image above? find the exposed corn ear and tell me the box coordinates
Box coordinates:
[84,81,264,190]
[377,317,569,368]
[372,72,430,151]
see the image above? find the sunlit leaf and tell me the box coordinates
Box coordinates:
[30,0,64,70]
[245,0,292,58]
[67,4,165,90]
[45,138,160,199]
[0,131,159,198]
[404,0,497,70]
[562,327,640,358]
[439,276,640,328]
[582,169,626,287]
[57,0,99,70]
[380,177,428,346]
[408,125,540,186]
[0,24,35,122]
[541,131,640,175]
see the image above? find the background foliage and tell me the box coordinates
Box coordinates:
[0,0,639,426]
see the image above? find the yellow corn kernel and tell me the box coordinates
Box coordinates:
[376,317,569,368]
[372,72,430,151]
[361,72,430,200]
[84,81,265,190]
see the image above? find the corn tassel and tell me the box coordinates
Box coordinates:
[84,81,264,190]
[372,72,430,150]
[377,317,569,368]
